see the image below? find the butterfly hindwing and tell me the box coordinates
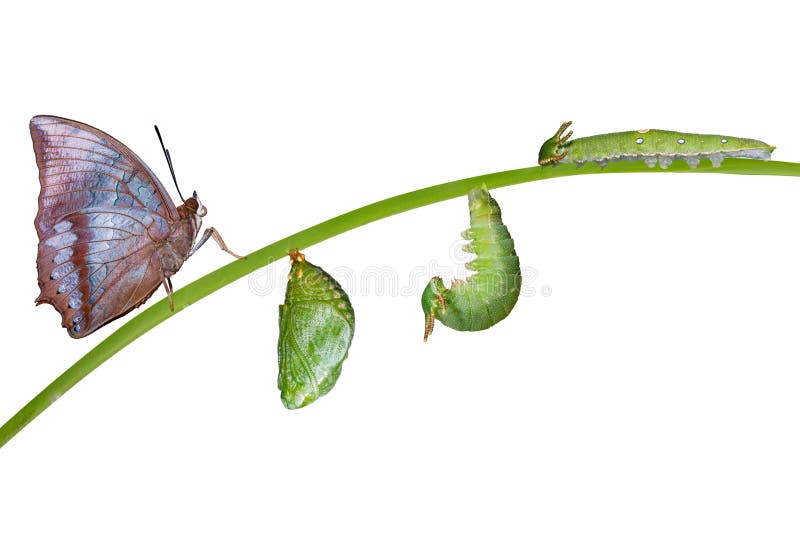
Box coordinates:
[31,116,179,337]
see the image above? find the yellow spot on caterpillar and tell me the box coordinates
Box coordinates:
[637,129,650,134]
[337,302,346,309]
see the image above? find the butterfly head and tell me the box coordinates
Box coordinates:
[183,191,207,217]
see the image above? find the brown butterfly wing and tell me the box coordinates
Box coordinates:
[31,116,179,338]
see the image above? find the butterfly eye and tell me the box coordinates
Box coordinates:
[192,193,207,216]
[184,197,200,211]
[278,249,355,409]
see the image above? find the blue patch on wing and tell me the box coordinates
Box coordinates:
[31,116,181,338]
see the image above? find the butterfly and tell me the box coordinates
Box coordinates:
[31,115,243,338]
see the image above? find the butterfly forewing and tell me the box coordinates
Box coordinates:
[31,116,181,337]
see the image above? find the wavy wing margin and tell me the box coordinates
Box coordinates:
[30,116,177,337]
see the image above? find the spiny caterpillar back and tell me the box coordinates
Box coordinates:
[539,121,775,169]
[421,186,521,341]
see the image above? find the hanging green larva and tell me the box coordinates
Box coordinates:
[278,249,355,409]
[421,186,521,341]
[538,121,775,169]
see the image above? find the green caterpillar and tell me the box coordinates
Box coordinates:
[539,121,775,169]
[421,186,521,341]
[278,249,355,409]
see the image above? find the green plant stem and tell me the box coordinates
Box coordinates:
[3,159,800,448]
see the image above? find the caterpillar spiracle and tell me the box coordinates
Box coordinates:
[421,186,521,341]
[539,121,775,169]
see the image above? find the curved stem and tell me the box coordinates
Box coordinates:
[3,159,800,448]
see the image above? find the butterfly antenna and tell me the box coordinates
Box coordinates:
[153,124,186,203]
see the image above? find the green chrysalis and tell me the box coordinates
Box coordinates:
[278,249,355,409]
[539,121,775,169]
[421,186,521,341]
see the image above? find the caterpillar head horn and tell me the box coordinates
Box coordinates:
[538,121,573,166]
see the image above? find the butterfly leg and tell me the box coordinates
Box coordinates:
[161,273,175,311]
[190,227,245,259]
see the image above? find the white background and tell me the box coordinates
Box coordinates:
[2,1,799,532]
